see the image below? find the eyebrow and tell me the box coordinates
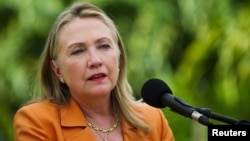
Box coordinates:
[67,37,113,49]
[95,37,113,44]
[67,42,85,49]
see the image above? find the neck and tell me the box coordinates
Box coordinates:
[79,97,113,117]
[76,92,113,115]
[79,98,116,123]
[81,103,118,132]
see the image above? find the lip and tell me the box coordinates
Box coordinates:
[88,72,107,81]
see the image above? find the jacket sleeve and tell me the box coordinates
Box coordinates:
[13,106,49,141]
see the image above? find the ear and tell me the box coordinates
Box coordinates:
[51,60,65,83]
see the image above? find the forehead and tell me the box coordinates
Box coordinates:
[61,17,112,36]
[58,17,115,45]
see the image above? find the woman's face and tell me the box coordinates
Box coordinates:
[51,17,120,101]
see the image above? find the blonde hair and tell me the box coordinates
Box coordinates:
[35,2,149,134]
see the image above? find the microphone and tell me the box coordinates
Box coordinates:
[141,78,213,126]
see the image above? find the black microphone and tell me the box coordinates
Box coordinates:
[141,78,213,126]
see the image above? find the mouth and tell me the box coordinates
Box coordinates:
[88,73,107,81]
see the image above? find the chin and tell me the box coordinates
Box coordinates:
[93,88,112,96]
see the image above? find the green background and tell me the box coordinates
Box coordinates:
[1,0,250,140]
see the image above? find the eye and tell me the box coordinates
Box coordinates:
[99,44,111,49]
[71,48,85,55]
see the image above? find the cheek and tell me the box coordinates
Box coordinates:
[114,50,121,69]
[109,54,120,77]
[62,60,86,80]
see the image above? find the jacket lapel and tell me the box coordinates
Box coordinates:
[60,98,96,141]
[60,98,85,127]
[59,98,149,141]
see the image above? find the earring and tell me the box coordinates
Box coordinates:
[60,78,65,83]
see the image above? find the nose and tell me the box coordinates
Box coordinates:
[87,49,102,68]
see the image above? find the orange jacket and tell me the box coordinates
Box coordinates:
[14,98,174,141]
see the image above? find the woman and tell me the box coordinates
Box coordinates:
[13,2,175,141]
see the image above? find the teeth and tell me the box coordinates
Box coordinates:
[94,74,101,78]
[92,74,104,79]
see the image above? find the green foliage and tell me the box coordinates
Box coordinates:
[1,0,250,141]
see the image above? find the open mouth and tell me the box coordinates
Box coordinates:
[88,73,106,80]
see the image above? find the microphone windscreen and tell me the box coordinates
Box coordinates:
[141,78,173,108]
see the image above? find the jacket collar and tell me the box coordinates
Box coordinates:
[60,97,87,127]
[59,97,149,141]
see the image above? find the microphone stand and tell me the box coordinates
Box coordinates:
[195,107,250,125]
[170,96,250,125]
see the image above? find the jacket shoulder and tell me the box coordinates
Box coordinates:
[133,102,175,141]
[15,100,60,117]
[13,100,63,140]
[134,102,164,118]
